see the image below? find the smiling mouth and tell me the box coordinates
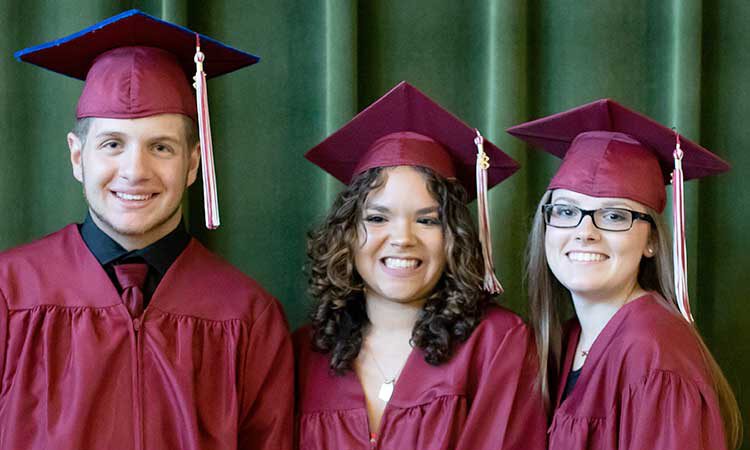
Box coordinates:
[382,257,422,270]
[113,191,157,202]
[567,252,608,262]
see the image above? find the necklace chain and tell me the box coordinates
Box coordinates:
[368,349,406,384]
[576,283,642,360]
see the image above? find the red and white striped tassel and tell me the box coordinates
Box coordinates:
[474,129,503,294]
[194,35,220,229]
[671,131,692,322]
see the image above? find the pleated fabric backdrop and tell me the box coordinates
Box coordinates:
[1,0,747,445]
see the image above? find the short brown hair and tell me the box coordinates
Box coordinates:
[71,115,199,149]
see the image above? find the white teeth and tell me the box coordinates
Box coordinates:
[116,192,152,201]
[384,258,419,269]
[568,252,606,262]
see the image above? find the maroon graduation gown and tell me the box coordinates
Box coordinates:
[0,224,294,450]
[294,307,547,450]
[549,294,727,450]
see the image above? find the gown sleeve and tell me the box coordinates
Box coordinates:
[237,300,295,450]
[618,369,728,450]
[455,322,548,450]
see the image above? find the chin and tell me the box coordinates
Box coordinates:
[377,287,430,305]
[111,221,161,237]
[94,211,178,243]
[558,278,605,295]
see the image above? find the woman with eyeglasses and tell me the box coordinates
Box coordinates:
[508,99,742,450]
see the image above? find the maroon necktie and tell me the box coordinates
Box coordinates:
[114,263,149,319]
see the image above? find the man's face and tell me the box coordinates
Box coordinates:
[68,114,200,250]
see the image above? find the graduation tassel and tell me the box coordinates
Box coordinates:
[671,130,692,322]
[194,34,220,229]
[474,129,503,294]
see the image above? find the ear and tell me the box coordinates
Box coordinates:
[643,235,657,259]
[68,132,84,183]
[186,142,201,187]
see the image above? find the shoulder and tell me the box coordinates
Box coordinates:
[471,305,530,341]
[292,325,331,370]
[0,225,84,305]
[615,294,701,357]
[291,324,333,395]
[154,239,286,324]
[0,225,77,268]
[451,305,533,368]
[607,294,710,383]
[180,240,271,294]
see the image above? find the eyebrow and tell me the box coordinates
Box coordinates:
[364,204,390,213]
[416,206,440,215]
[551,196,580,205]
[93,132,184,145]
[148,135,183,145]
[599,201,635,209]
[553,197,634,209]
[94,131,125,140]
[364,204,440,214]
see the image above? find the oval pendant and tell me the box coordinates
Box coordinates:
[378,381,394,402]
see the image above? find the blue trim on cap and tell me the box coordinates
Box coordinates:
[14,9,260,64]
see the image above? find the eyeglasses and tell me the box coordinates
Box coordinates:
[542,204,655,232]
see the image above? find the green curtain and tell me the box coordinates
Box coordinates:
[1,0,747,445]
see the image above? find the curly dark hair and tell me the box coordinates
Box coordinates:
[307,165,494,374]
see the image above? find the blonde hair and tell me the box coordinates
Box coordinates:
[525,190,743,448]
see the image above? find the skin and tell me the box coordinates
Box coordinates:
[352,166,447,434]
[545,189,655,369]
[68,114,200,251]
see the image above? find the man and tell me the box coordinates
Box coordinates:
[0,10,293,449]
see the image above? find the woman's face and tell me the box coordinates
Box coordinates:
[544,189,654,302]
[354,166,447,307]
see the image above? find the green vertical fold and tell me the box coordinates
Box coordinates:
[323,0,357,205]
[480,0,530,313]
[668,0,703,316]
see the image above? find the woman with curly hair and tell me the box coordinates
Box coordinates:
[508,99,742,450]
[293,82,547,450]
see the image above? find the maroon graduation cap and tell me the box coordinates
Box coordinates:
[507,98,731,322]
[506,98,730,212]
[15,9,259,229]
[306,81,521,294]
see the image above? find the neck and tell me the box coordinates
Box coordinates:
[571,281,646,347]
[90,208,181,251]
[365,296,424,339]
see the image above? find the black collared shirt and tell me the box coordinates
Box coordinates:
[78,213,191,307]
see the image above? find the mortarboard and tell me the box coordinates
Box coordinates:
[506,99,730,212]
[507,98,731,322]
[306,81,521,294]
[15,9,259,229]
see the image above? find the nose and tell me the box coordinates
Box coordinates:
[389,219,416,248]
[119,146,152,182]
[575,215,600,242]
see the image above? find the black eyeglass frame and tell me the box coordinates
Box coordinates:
[542,204,656,232]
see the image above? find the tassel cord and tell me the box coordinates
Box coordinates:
[194,35,220,229]
[671,132,692,322]
[474,130,503,294]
